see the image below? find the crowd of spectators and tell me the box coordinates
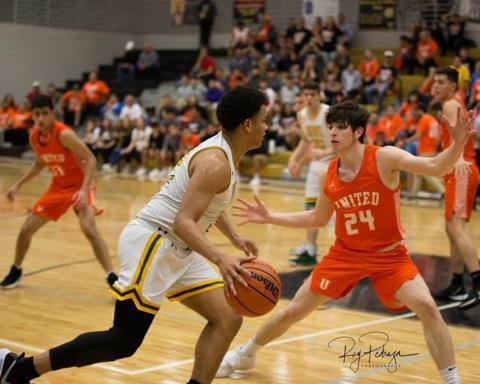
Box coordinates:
[1,12,479,198]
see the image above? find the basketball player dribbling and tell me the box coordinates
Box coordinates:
[0,87,267,384]
[217,100,474,384]
[0,95,117,289]
[431,67,480,310]
[287,81,333,266]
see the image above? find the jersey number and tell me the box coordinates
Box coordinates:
[51,165,65,177]
[344,209,375,235]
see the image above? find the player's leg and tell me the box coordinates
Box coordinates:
[434,228,467,301]
[0,299,155,383]
[446,215,479,274]
[217,275,330,377]
[181,288,243,384]
[0,213,49,288]
[394,275,460,383]
[289,162,320,265]
[444,169,480,309]
[76,204,115,279]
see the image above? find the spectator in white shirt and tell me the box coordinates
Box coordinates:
[120,95,143,123]
[280,76,300,104]
[341,62,362,98]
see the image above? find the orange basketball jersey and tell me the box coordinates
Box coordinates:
[30,121,84,187]
[324,145,405,252]
[440,97,476,162]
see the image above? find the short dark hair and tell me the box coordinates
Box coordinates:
[302,80,319,93]
[31,95,54,111]
[436,67,459,85]
[216,87,266,131]
[326,100,370,142]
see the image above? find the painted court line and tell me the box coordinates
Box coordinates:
[0,302,462,376]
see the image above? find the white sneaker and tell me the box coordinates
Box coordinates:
[215,347,256,378]
[249,175,261,189]
[289,243,306,256]
[135,167,146,177]
[102,163,113,173]
[148,168,160,182]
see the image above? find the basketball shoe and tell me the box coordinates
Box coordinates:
[0,348,28,384]
[215,345,256,378]
[0,266,22,289]
[458,288,480,310]
[288,251,317,266]
[432,282,468,301]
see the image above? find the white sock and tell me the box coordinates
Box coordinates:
[238,338,262,356]
[305,243,317,256]
[440,365,461,384]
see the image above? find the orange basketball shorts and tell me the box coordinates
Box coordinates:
[310,244,419,312]
[31,183,102,221]
[444,163,479,222]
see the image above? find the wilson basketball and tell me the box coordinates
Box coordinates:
[226,259,281,317]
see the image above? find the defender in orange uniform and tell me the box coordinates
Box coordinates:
[432,67,480,310]
[1,95,117,289]
[218,100,474,384]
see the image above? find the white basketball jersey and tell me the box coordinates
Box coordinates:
[298,103,331,149]
[137,132,238,249]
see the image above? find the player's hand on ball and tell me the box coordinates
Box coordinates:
[233,194,271,225]
[217,255,252,296]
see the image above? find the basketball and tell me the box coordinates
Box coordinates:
[226,259,281,317]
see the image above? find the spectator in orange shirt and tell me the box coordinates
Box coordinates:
[178,127,200,158]
[399,91,420,120]
[365,112,380,144]
[406,103,444,198]
[419,66,437,105]
[358,49,379,86]
[377,105,403,141]
[61,84,85,127]
[415,30,438,75]
[254,15,277,53]
[4,102,31,147]
[82,72,110,118]
[363,50,398,112]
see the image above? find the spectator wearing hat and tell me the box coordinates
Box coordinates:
[26,81,43,103]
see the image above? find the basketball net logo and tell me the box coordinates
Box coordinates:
[319,278,330,290]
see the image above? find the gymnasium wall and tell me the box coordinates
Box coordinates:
[0,23,133,101]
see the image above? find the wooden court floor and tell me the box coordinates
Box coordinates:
[0,159,479,384]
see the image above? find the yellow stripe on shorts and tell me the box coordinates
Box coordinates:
[167,279,224,302]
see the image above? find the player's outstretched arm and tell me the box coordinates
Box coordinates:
[172,148,252,296]
[234,168,334,228]
[6,149,45,202]
[379,107,475,177]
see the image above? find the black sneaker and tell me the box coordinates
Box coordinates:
[458,289,480,310]
[0,266,22,289]
[0,348,26,383]
[106,272,118,287]
[288,251,317,266]
[432,284,468,301]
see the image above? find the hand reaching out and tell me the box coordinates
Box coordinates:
[233,194,271,226]
[442,107,476,144]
